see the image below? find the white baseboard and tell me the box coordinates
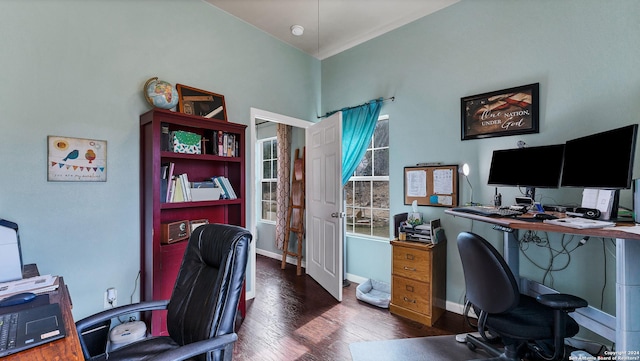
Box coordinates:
[345,273,368,285]
[257,249,306,269]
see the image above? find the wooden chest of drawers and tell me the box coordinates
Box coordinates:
[389,239,446,326]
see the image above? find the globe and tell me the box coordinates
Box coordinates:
[144,77,179,109]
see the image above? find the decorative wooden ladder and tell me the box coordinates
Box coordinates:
[281,148,305,276]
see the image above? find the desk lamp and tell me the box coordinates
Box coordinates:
[461,163,475,205]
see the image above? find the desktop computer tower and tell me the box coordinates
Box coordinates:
[0,219,23,283]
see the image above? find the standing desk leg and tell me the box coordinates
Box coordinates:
[616,238,640,352]
[502,230,520,289]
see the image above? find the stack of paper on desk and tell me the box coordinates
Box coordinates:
[543,217,615,229]
[0,274,59,299]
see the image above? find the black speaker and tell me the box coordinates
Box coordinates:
[575,207,601,219]
[634,179,640,223]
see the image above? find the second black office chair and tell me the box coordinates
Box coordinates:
[76,223,252,361]
[457,232,588,361]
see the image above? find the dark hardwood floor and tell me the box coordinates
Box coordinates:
[234,255,475,361]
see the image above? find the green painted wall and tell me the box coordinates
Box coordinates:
[323,0,640,335]
[0,0,319,319]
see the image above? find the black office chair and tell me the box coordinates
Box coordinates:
[76,223,252,361]
[456,232,588,361]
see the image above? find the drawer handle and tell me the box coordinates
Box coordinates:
[403,266,416,271]
[405,285,414,292]
[406,254,414,260]
[403,297,416,303]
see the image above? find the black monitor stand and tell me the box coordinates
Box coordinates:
[610,189,620,220]
[525,187,535,201]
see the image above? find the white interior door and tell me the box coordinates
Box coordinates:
[306,112,343,301]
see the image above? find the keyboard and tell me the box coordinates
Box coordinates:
[0,312,18,354]
[452,206,523,217]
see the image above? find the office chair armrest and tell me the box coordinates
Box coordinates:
[536,293,588,311]
[535,294,588,361]
[75,299,170,333]
[146,333,238,361]
[75,299,170,359]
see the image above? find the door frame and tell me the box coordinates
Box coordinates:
[248,108,312,299]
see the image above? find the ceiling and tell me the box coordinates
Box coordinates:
[204,0,460,60]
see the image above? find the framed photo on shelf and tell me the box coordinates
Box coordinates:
[461,83,539,140]
[176,84,227,121]
[47,136,107,182]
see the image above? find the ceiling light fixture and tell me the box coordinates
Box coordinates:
[290,25,304,36]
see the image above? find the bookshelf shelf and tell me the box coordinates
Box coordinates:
[140,109,247,336]
[160,151,242,162]
[160,198,242,210]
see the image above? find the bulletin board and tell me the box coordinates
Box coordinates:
[404,165,459,207]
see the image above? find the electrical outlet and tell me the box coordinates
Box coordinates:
[103,287,117,308]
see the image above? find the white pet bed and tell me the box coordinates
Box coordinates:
[356,279,391,308]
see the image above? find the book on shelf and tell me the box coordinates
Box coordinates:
[164,162,176,203]
[173,177,185,202]
[212,177,228,199]
[180,173,192,201]
[217,131,224,156]
[212,131,239,157]
[211,176,237,199]
[223,177,237,199]
[161,163,169,203]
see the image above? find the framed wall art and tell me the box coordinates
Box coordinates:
[48,136,107,182]
[461,83,539,140]
[176,84,227,121]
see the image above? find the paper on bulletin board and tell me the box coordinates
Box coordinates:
[406,169,427,197]
[433,169,453,194]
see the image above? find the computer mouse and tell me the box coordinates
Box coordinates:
[534,213,558,220]
[0,292,37,307]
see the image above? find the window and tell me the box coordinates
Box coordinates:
[345,116,389,238]
[259,137,277,222]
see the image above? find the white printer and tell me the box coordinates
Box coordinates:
[0,219,23,283]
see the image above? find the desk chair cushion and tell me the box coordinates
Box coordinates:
[91,337,180,361]
[480,294,579,341]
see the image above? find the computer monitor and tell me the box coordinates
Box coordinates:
[487,144,565,200]
[561,124,638,189]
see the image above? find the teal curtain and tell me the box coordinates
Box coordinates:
[331,98,383,185]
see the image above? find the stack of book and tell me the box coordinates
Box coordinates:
[160,162,237,202]
[214,131,239,157]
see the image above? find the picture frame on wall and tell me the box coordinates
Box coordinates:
[461,82,539,140]
[176,84,227,121]
[47,136,107,182]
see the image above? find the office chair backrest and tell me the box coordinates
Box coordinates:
[166,223,252,355]
[457,232,519,314]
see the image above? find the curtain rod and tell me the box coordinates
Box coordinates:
[317,96,395,119]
